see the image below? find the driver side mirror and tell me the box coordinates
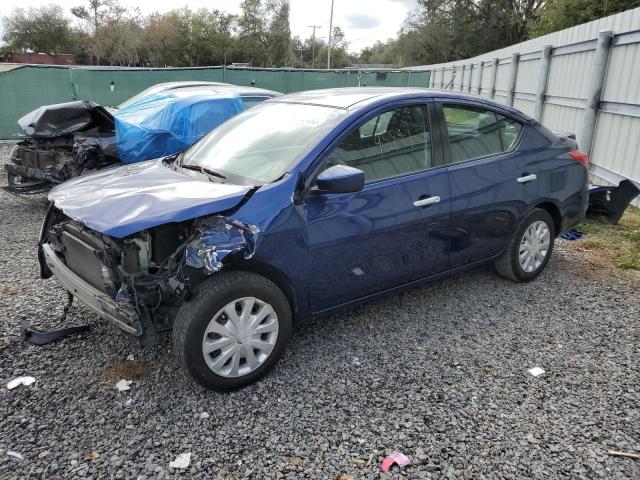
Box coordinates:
[315,165,365,194]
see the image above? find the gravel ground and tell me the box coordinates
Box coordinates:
[0,141,639,479]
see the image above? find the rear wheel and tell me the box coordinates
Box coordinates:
[495,208,555,282]
[172,271,292,391]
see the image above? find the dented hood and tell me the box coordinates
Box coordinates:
[48,160,252,238]
[18,100,114,138]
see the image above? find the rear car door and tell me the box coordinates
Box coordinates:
[436,100,537,268]
[303,100,451,312]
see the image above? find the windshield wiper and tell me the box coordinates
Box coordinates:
[180,163,226,181]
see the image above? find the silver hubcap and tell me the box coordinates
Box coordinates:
[202,297,279,378]
[519,220,551,273]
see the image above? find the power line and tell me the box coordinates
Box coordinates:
[327,0,335,69]
[307,25,321,69]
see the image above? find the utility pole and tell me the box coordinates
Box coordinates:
[307,25,321,69]
[297,47,304,68]
[327,0,335,69]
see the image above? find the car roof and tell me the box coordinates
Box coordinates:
[160,82,281,97]
[274,87,527,119]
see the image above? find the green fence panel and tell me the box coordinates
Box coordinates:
[72,67,225,107]
[0,66,75,140]
[0,66,430,139]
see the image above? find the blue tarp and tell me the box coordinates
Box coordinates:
[114,92,244,164]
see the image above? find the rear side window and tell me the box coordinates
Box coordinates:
[241,96,271,109]
[443,104,522,164]
[324,104,432,183]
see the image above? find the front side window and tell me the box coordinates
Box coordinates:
[443,104,523,164]
[324,105,432,183]
[181,102,346,184]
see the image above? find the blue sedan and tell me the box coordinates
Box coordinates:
[39,88,589,390]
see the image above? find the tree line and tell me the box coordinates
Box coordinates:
[2,0,639,68]
[0,0,350,68]
[359,0,640,67]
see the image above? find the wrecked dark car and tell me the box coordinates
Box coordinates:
[40,88,589,391]
[6,81,280,192]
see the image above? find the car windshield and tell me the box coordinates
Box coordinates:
[180,102,347,184]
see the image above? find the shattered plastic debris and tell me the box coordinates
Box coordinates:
[116,285,130,303]
[169,452,191,469]
[124,398,135,408]
[115,379,132,391]
[7,451,24,461]
[6,376,36,390]
[23,324,91,345]
[561,229,583,241]
[185,216,260,273]
[528,367,546,377]
[380,452,412,472]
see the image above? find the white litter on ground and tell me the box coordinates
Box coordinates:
[6,376,36,390]
[528,367,546,377]
[126,354,135,361]
[169,452,191,469]
[115,379,132,391]
[7,451,24,460]
[199,412,210,419]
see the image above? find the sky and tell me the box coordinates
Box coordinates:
[0,0,417,53]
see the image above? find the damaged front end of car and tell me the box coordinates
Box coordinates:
[39,205,259,343]
[5,101,118,192]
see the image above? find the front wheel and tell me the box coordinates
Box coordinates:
[172,271,292,391]
[495,208,555,282]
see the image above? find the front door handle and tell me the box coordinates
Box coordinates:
[517,173,537,183]
[414,196,441,207]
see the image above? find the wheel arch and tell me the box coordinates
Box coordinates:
[533,201,562,237]
[223,259,304,322]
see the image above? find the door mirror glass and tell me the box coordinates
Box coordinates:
[316,165,364,194]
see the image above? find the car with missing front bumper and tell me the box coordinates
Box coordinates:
[39,88,589,390]
[6,81,280,192]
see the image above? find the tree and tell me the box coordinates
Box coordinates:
[314,27,355,68]
[394,0,544,66]
[1,5,72,54]
[236,0,292,67]
[358,40,400,66]
[142,14,179,67]
[531,0,640,37]
[71,0,127,64]
[266,0,291,67]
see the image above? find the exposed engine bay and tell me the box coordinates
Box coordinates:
[39,205,259,341]
[5,101,118,192]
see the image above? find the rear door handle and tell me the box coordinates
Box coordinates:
[517,174,537,183]
[414,196,441,207]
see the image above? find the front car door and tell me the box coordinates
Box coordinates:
[303,100,452,313]
[436,99,538,268]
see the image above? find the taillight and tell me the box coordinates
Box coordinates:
[569,150,589,168]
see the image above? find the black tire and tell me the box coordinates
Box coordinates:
[495,208,555,282]
[172,271,292,391]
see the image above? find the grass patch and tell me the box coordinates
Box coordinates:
[576,206,640,271]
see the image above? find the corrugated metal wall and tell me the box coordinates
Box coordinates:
[411,7,640,205]
[0,66,430,139]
